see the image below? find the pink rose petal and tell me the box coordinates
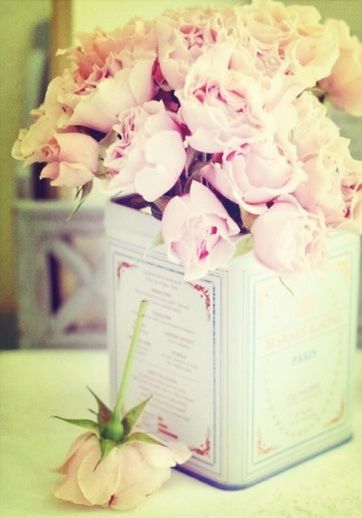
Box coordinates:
[162,181,239,280]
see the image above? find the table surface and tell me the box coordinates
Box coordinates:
[1,349,362,518]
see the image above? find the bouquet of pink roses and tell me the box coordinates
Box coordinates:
[13,0,362,281]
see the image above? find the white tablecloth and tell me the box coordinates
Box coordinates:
[1,349,362,518]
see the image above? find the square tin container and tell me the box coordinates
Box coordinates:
[106,198,360,489]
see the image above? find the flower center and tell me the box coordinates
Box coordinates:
[197,225,218,260]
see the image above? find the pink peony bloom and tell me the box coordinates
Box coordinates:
[11,75,75,165]
[60,21,157,106]
[177,41,299,157]
[39,133,98,187]
[242,0,339,88]
[202,137,305,214]
[326,168,362,234]
[292,93,362,232]
[177,43,268,155]
[60,21,156,85]
[104,101,186,202]
[295,142,362,233]
[156,6,230,90]
[291,93,340,160]
[251,196,326,273]
[53,432,190,510]
[68,59,156,133]
[161,181,239,280]
[58,31,122,88]
[319,19,362,117]
[31,25,158,138]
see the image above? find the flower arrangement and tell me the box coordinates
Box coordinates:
[13,0,362,280]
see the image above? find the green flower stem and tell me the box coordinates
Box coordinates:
[113,300,149,423]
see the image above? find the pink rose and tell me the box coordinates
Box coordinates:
[295,152,345,220]
[161,181,239,280]
[39,133,98,187]
[53,432,190,510]
[177,42,298,156]
[11,75,75,165]
[59,31,120,89]
[295,142,362,233]
[292,93,362,232]
[243,0,322,46]
[156,6,225,90]
[62,21,157,96]
[202,137,305,215]
[251,196,326,273]
[62,29,123,73]
[68,59,156,133]
[104,101,186,202]
[319,19,362,116]
[177,44,269,155]
[327,168,362,233]
[243,0,339,87]
[291,93,340,160]
[50,23,158,135]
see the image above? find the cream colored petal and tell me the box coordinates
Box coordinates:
[110,465,170,511]
[53,476,92,506]
[52,433,94,474]
[114,445,150,490]
[53,453,92,506]
[77,445,120,506]
[164,441,192,465]
[132,442,178,468]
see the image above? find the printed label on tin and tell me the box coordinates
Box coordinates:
[248,253,353,472]
[110,242,223,476]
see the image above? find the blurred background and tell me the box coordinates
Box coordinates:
[0,0,361,350]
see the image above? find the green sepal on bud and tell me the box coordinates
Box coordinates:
[52,416,99,435]
[87,387,113,427]
[124,431,164,446]
[122,395,152,436]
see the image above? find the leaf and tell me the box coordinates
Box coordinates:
[184,146,198,175]
[95,131,117,180]
[74,186,82,200]
[152,195,171,214]
[124,432,164,446]
[52,416,99,434]
[81,181,93,198]
[278,276,295,296]
[122,396,152,437]
[143,232,164,259]
[232,235,254,259]
[150,204,163,221]
[146,231,164,253]
[99,130,117,155]
[183,164,205,193]
[66,181,93,222]
[150,232,164,248]
[87,387,113,427]
[240,208,257,231]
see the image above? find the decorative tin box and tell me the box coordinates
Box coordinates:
[106,198,360,489]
